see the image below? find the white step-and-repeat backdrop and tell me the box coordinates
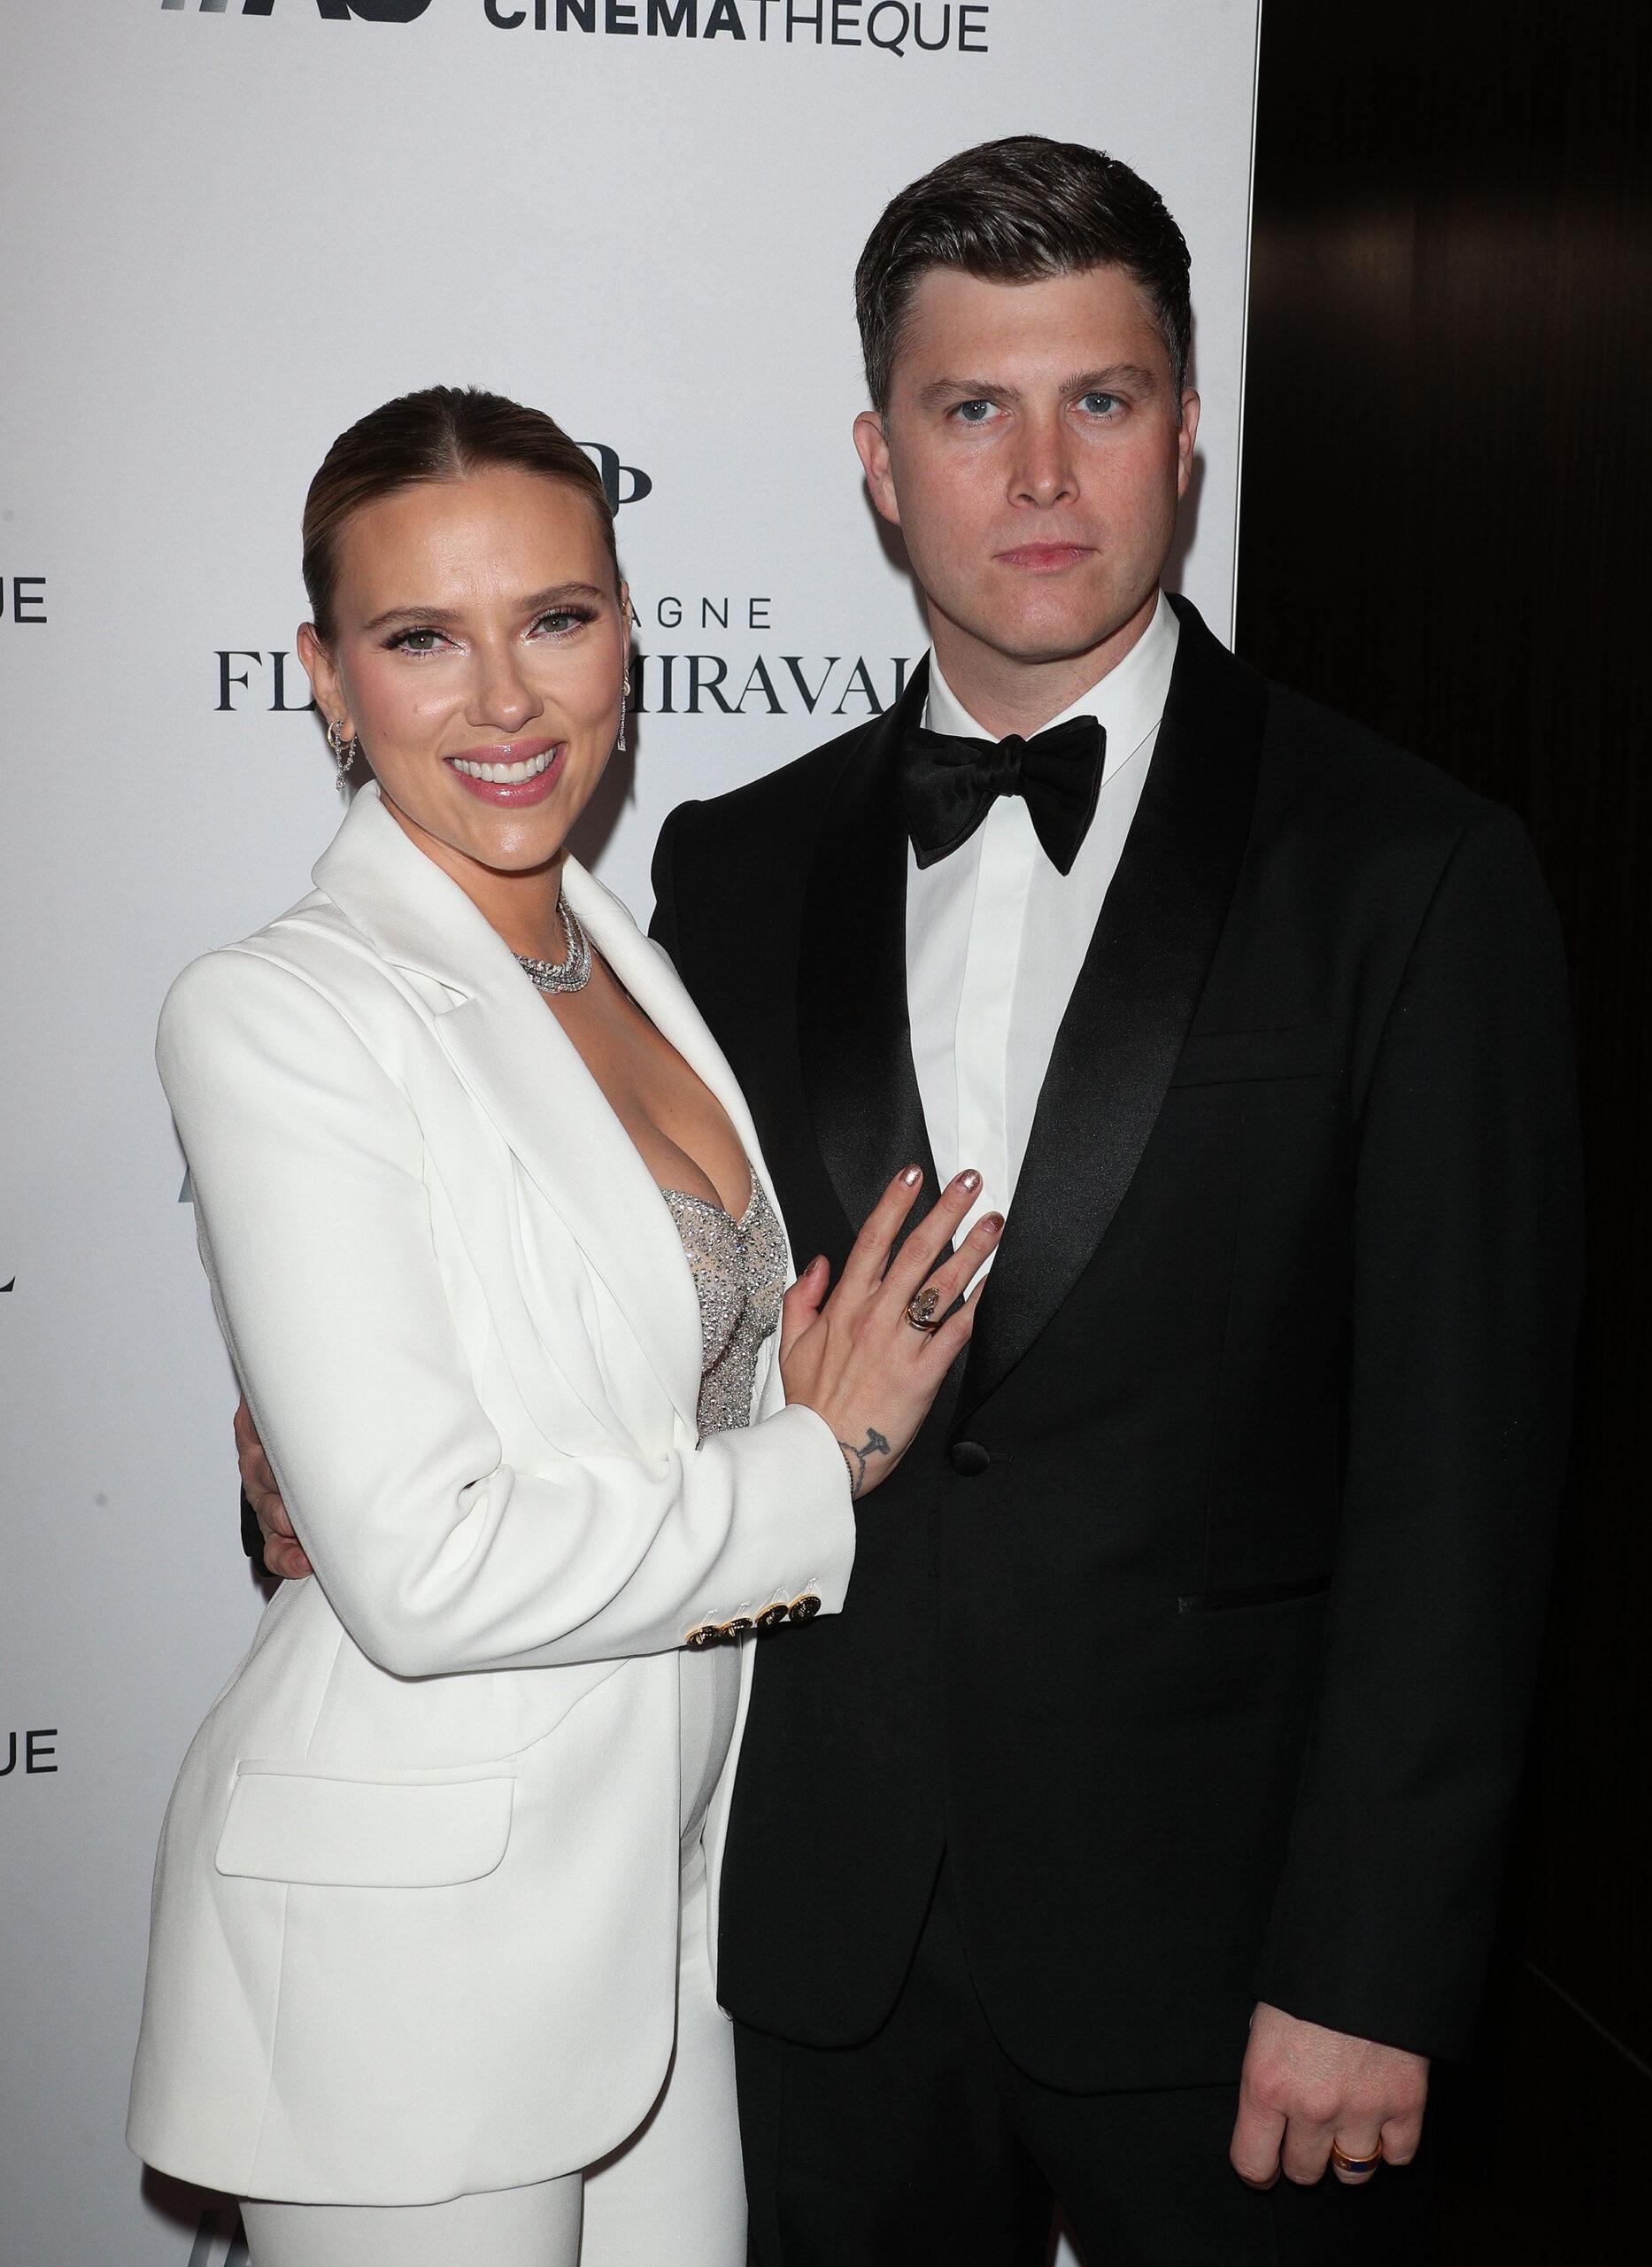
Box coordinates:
[0,4,1260,2261]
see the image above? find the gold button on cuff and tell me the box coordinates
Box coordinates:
[755,1605,791,1633]
[788,1593,822,1623]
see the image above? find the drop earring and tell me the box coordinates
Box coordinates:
[326,717,359,793]
[616,600,632,754]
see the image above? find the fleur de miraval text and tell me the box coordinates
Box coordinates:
[482,1,992,58]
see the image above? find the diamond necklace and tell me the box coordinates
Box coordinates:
[514,898,592,994]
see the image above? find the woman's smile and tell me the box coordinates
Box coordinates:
[444,736,566,803]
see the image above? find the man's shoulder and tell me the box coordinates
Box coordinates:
[1259,675,1503,852]
[660,714,876,864]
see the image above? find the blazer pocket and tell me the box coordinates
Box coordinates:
[1169,1023,1333,1088]
[1177,1575,1332,1614]
[215,1763,514,1889]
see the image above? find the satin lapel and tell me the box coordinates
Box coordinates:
[314,788,704,1430]
[797,660,940,1250]
[959,599,1267,1420]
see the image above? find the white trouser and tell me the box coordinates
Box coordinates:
[240,1848,743,2267]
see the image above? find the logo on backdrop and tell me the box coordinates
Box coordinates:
[161,0,993,55]
[2,576,47,626]
[162,3,433,19]
[218,599,915,718]
[1,1729,58,1779]
[208,437,914,721]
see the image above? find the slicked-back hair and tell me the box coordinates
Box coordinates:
[302,384,619,646]
[855,135,1193,417]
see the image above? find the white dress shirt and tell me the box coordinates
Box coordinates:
[907,589,1180,1257]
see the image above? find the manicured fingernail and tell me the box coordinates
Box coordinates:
[983,1212,1004,1234]
[900,1164,922,1187]
[957,1170,981,1193]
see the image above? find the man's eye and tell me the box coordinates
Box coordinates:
[953,399,996,424]
[1080,391,1122,415]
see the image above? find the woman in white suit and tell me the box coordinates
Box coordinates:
[127,387,999,2267]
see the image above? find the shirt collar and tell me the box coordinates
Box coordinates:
[923,586,1180,778]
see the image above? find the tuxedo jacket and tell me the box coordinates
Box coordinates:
[132,785,855,2203]
[650,595,1583,2091]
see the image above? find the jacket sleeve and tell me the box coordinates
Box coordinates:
[239,1486,271,1579]
[159,945,855,1683]
[647,799,695,964]
[1254,804,1583,2061]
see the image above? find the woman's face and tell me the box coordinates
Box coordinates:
[298,464,627,895]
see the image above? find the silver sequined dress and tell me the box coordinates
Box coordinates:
[664,1171,789,1852]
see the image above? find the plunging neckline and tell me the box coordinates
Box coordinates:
[658,1175,760,1229]
[526,930,757,1237]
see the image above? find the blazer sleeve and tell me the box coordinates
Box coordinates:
[159,946,856,1683]
[1254,804,1583,2061]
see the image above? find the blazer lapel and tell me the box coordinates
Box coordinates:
[314,787,704,1430]
[959,598,1267,1420]
[567,862,776,1218]
[797,661,941,1250]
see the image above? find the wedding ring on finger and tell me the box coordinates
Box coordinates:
[904,1286,944,1333]
[1329,2138,1384,2177]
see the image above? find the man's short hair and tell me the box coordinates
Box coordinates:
[855,135,1193,416]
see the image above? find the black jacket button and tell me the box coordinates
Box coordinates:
[949,1440,992,1477]
[788,1592,822,1623]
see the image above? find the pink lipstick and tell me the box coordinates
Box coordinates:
[444,738,565,808]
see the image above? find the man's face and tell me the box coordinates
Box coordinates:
[855,262,1197,673]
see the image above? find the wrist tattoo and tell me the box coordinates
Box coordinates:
[836,1427,891,1500]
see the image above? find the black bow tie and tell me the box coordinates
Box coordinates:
[899,713,1107,876]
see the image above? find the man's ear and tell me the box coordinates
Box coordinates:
[1177,391,1201,499]
[853,410,900,527]
[296,622,346,736]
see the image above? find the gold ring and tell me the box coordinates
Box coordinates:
[1330,2139,1384,2176]
[904,1287,942,1332]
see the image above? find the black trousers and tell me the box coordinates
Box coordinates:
[734,1864,1437,2267]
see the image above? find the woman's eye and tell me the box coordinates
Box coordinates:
[534,608,592,636]
[388,627,447,654]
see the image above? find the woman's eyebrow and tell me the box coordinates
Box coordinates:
[362,583,609,632]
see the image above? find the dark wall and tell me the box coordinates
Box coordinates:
[1236,2,1651,2254]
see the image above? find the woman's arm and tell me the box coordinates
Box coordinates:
[162,945,856,1681]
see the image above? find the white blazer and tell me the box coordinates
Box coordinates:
[126,785,857,2206]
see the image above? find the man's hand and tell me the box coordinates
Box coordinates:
[1231,2002,1428,2189]
[234,1397,313,1582]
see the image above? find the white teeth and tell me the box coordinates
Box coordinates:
[452,749,554,784]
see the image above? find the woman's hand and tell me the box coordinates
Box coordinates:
[778,1166,999,1499]
[235,1397,313,1582]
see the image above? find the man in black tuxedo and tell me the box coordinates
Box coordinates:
[247,137,1580,2263]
